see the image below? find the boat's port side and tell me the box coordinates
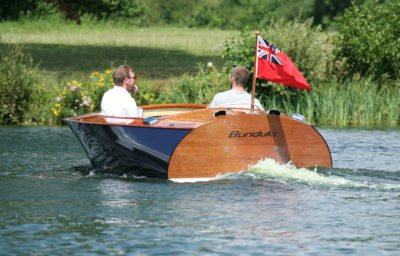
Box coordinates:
[65,119,193,177]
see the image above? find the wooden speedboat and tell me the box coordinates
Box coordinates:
[64,104,332,179]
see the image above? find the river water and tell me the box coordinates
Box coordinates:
[1,127,399,255]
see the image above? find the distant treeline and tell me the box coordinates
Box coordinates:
[0,0,381,29]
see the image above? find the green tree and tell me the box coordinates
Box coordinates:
[335,0,400,80]
[312,0,354,28]
[0,0,38,20]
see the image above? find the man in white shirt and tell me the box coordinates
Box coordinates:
[100,65,141,117]
[208,66,264,110]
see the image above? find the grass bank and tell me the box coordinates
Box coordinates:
[0,20,238,89]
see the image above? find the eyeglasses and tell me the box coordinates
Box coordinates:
[127,75,136,80]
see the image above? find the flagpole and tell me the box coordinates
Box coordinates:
[250,31,261,114]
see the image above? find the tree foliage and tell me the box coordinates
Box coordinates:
[335,0,400,80]
[1,0,344,29]
[223,18,335,103]
[0,0,38,21]
[312,0,353,28]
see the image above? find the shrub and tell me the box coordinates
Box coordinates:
[156,63,228,105]
[224,19,335,83]
[79,0,149,26]
[0,44,46,125]
[85,70,114,110]
[223,18,335,105]
[52,70,114,123]
[335,0,400,80]
[52,80,95,123]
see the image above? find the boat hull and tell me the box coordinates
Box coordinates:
[64,105,332,179]
[65,121,191,177]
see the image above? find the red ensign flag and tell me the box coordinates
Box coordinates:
[256,35,312,90]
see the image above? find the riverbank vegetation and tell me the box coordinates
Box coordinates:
[0,0,398,127]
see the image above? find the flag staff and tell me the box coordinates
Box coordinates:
[250,31,261,114]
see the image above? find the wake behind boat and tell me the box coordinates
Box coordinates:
[64,104,332,179]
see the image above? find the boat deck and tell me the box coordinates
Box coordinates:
[65,104,266,129]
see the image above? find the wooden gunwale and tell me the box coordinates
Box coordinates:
[63,104,267,130]
[141,103,207,110]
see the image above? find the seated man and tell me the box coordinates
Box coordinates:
[100,65,141,117]
[208,65,264,110]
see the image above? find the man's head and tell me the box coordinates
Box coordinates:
[113,65,136,92]
[230,66,250,88]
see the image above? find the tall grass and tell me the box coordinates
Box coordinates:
[264,79,399,127]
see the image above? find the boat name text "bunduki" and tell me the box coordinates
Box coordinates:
[228,130,277,138]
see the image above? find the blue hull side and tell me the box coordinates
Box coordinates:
[66,121,191,177]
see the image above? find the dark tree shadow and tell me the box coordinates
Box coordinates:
[0,42,223,80]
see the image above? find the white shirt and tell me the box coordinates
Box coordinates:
[100,86,140,117]
[208,89,264,110]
